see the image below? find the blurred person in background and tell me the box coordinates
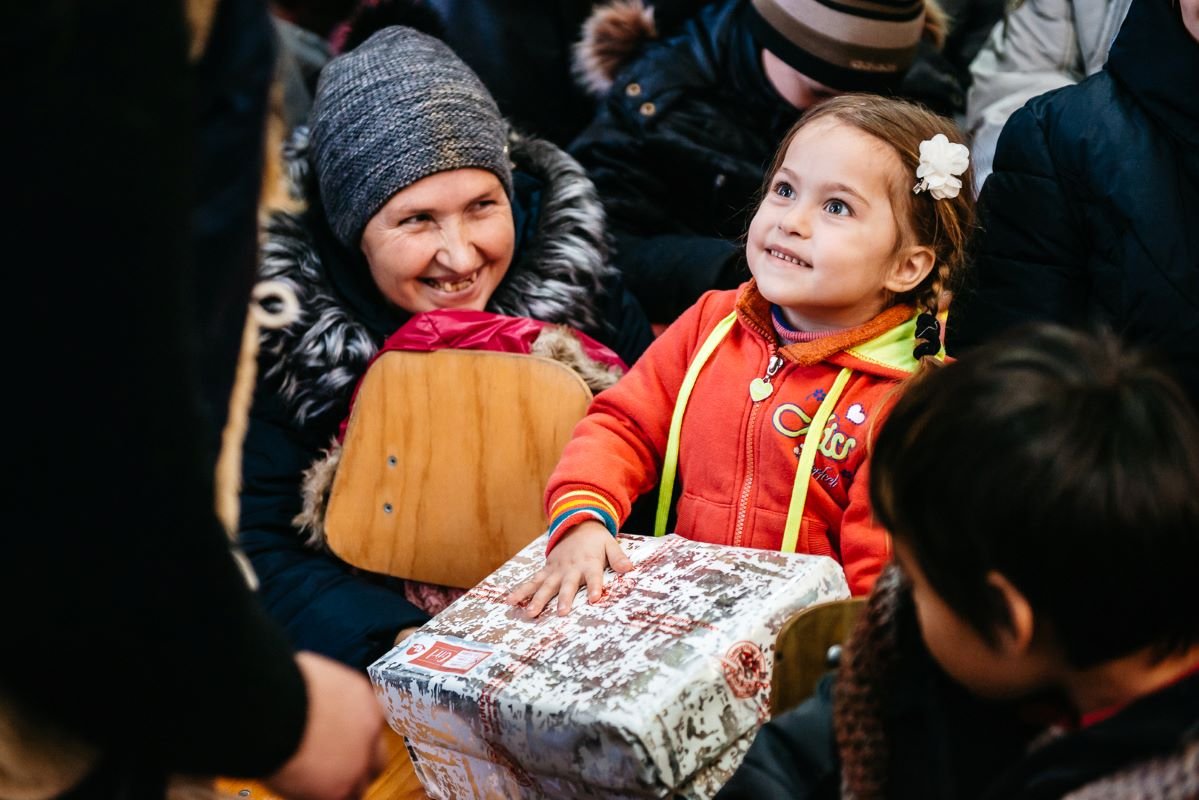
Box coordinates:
[1,2,386,798]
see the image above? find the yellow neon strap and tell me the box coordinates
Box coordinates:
[655,311,738,537]
[779,367,852,553]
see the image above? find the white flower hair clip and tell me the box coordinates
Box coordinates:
[913,133,970,200]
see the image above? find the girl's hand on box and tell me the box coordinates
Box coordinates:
[506,521,633,618]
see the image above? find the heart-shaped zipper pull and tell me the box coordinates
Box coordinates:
[749,354,784,402]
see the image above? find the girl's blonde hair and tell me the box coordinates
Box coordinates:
[760,94,976,319]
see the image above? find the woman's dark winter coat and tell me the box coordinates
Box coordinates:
[567,0,972,324]
[947,0,1199,408]
[716,567,1199,799]
[240,128,653,670]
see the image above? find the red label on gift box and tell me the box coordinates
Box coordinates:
[408,641,493,674]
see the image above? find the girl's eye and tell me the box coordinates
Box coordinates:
[399,213,432,226]
[772,180,795,200]
[824,199,851,216]
[472,199,497,211]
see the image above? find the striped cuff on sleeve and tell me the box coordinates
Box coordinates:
[545,490,619,554]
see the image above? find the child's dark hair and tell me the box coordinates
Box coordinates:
[760,94,975,328]
[870,322,1199,669]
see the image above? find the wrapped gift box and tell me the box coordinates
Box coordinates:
[368,533,850,799]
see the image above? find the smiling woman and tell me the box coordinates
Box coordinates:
[359,169,516,314]
[241,25,653,670]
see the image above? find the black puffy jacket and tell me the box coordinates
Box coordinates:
[947,0,1199,408]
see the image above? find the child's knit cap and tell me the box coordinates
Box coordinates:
[308,25,513,248]
[747,0,926,93]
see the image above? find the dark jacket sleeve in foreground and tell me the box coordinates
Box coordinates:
[2,0,306,778]
[240,388,431,671]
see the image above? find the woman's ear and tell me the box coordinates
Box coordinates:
[885,245,936,295]
[986,570,1036,656]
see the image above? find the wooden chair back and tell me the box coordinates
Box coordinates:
[324,349,593,589]
[771,597,866,715]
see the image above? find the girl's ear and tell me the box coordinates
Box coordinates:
[986,570,1037,656]
[885,245,936,295]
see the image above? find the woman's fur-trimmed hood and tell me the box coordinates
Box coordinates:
[257,125,617,428]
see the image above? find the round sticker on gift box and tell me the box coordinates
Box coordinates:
[722,641,769,699]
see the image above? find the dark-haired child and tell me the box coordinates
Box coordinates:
[718,321,1199,799]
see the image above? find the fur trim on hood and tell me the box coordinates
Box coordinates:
[295,325,622,551]
[573,0,659,96]
[257,125,617,428]
[529,325,624,393]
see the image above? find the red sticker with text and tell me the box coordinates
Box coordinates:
[408,640,494,674]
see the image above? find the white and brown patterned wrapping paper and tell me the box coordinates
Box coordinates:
[368,533,850,799]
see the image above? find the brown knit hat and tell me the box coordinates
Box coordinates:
[746,0,926,93]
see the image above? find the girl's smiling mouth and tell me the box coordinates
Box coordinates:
[768,248,811,268]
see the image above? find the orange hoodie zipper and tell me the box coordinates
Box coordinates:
[733,348,784,548]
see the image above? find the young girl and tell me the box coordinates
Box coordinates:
[508,94,975,616]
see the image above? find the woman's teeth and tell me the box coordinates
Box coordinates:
[423,272,479,292]
[769,249,808,267]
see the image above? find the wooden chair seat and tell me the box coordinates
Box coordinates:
[770,597,866,715]
[324,349,593,589]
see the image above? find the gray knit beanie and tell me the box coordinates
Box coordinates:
[309,26,513,248]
